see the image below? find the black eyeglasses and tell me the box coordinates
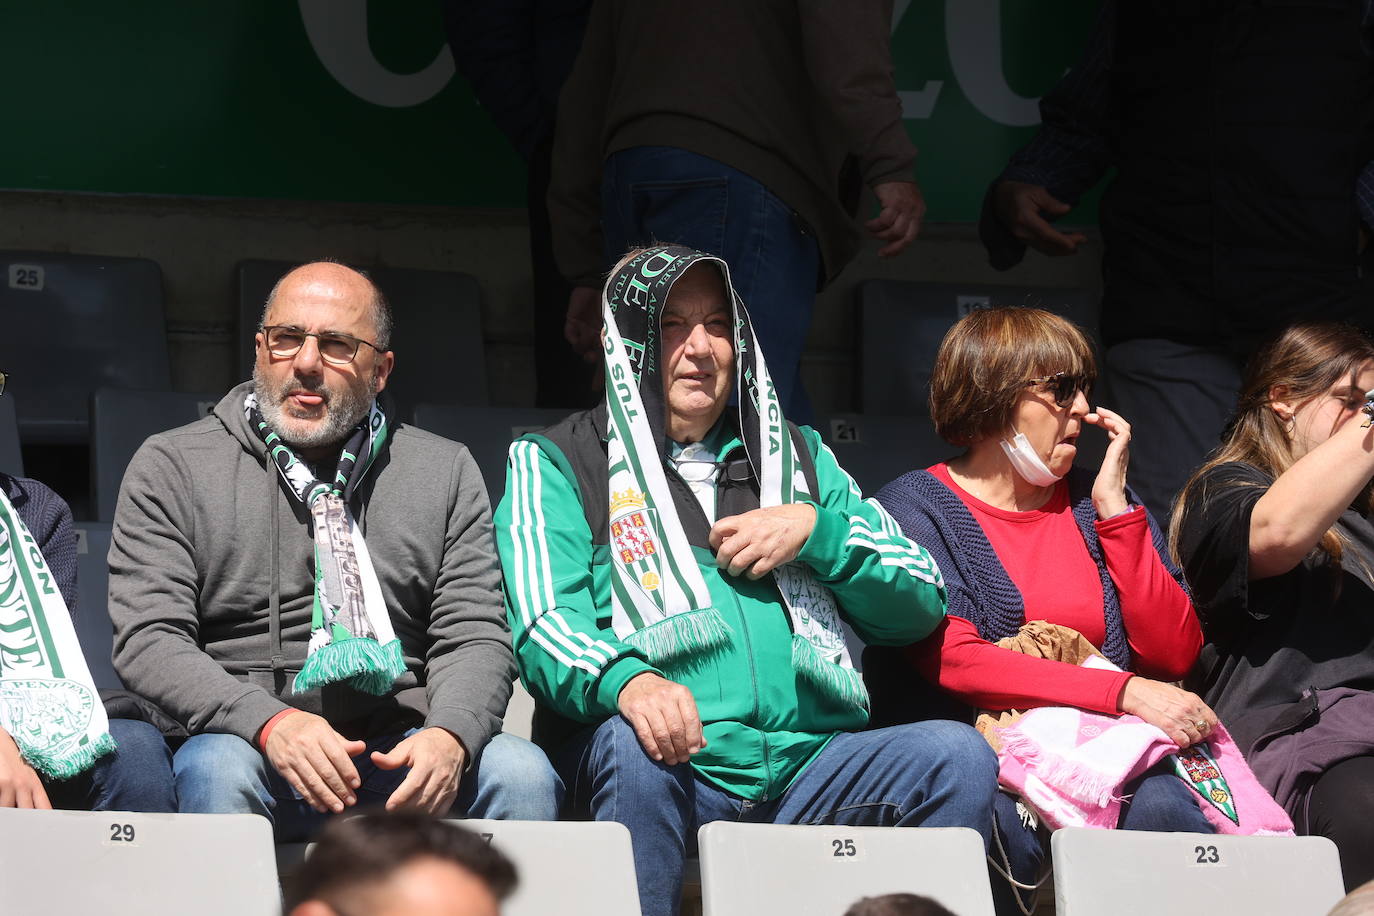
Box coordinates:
[260,325,385,366]
[1025,371,1092,408]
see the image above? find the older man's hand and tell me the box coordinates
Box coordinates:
[710,504,817,579]
[263,711,365,814]
[618,673,705,765]
[372,727,467,815]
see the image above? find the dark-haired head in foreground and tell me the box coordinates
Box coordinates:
[285,811,517,916]
[844,892,957,916]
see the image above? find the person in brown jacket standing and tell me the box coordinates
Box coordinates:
[549,0,923,419]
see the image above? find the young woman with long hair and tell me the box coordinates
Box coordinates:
[1171,322,1374,891]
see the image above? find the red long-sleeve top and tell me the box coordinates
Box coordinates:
[908,464,1203,714]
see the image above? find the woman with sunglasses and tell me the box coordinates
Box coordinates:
[867,307,1216,911]
[1170,323,1374,891]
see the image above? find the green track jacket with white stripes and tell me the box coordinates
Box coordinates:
[495,411,947,802]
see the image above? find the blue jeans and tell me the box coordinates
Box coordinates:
[47,718,177,813]
[173,730,561,841]
[559,717,998,916]
[601,145,822,421]
[991,764,1215,915]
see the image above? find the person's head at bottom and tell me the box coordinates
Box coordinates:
[285,811,517,916]
[844,892,958,916]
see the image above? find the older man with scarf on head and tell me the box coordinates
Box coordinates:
[496,245,997,916]
[107,262,559,838]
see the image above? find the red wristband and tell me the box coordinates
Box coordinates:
[257,709,299,751]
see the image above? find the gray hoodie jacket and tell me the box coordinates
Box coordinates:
[108,382,514,759]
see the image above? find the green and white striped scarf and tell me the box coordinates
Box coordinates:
[0,490,115,780]
[246,393,405,696]
[601,245,866,711]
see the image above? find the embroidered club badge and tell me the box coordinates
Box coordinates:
[1172,742,1239,825]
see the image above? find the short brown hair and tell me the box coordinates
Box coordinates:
[283,811,517,912]
[845,893,957,916]
[928,307,1096,446]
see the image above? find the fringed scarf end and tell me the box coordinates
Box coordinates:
[791,634,869,715]
[293,637,407,696]
[625,608,732,666]
[22,731,117,782]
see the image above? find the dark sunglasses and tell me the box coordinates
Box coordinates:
[1025,371,1093,408]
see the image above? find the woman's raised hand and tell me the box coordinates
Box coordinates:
[1086,405,1132,519]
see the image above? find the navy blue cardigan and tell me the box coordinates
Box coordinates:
[874,466,1187,672]
[2,473,77,612]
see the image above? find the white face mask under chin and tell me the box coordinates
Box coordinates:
[999,431,1063,487]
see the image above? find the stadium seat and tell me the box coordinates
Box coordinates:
[0,251,169,444]
[453,819,641,915]
[0,393,23,476]
[857,279,1097,416]
[0,809,278,915]
[91,388,220,522]
[73,522,121,690]
[697,822,995,915]
[817,413,955,498]
[503,678,536,741]
[237,260,490,420]
[1050,827,1345,915]
[410,404,574,506]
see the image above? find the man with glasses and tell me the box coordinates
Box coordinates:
[107,261,559,837]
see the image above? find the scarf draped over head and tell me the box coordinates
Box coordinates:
[245,392,405,695]
[600,245,866,712]
[0,491,115,779]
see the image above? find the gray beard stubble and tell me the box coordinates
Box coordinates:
[252,366,378,451]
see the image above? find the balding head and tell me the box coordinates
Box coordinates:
[252,260,395,456]
[262,261,392,350]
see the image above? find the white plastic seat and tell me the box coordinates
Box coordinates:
[0,809,278,915]
[697,822,995,915]
[1050,827,1345,915]
[449,818,641,916]
[502,677,536,741]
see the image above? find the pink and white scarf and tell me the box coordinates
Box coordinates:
[996,657,1293,836]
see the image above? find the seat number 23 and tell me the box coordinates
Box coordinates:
[1193,845,1221,865]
